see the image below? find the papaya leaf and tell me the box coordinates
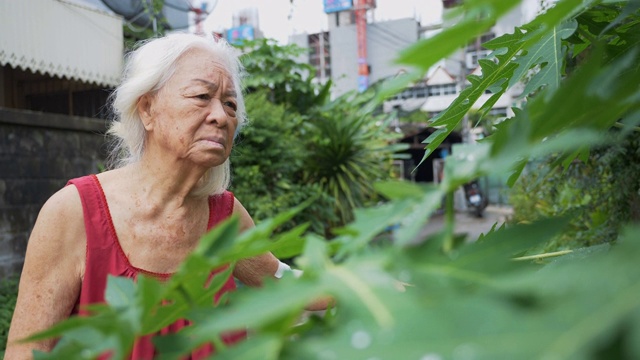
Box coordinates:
[212,335,282,360]
[397,0,521,70]
[374,180,435,200]
[511,21,578,97]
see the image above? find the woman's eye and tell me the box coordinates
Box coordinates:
[224,101,238,111]
[195,94,210,100]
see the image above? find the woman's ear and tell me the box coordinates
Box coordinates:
[137,94,155,131]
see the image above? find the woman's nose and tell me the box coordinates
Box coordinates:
[205,99,228,126]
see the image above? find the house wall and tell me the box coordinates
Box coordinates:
[0,108,108,278]
[330,18,419,97]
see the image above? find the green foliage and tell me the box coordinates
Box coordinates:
[122,0,169,51]
[0,275,19,355]
[239,39,331,113]
[510,130,640,251]
[21,1,640,359]
[25,193,640,359]
[397,108,429,124]
[231,91,337,235]
[234,44,403,234]
[304,92,407,227]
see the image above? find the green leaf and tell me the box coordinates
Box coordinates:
[511,21,578,96]
[214,335,282,360]
[397,0,521,70]
[104,276,136,309]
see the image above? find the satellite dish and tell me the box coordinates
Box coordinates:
[100,0,191,30]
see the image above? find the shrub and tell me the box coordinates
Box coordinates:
[231,91,337,235]
[510,130,640,251]
[0,275,19,353]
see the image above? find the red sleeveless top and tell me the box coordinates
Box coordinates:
[67,175,244,359]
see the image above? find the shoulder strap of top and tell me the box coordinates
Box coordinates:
[207,191,235,230]
[66,174,116,248]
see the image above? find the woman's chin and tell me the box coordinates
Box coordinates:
[189,155,227,169]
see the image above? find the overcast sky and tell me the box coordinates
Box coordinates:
[202,0,444,44]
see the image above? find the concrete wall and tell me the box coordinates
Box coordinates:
[0,108,108,278]
[330,18,419,98]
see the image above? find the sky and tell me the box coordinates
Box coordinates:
[202,0,444,44]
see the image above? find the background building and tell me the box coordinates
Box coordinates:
[384,1,536,120]
[225,7,264,45]
[291,16,419,97]
[288,0,537,200]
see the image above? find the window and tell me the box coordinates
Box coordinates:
[415,86,428,98]
[467,32,495,52]
[488,107,508,117]
[442,84,457,95]
[307,32,330,80]
[427,83,457,96]
[466,49,492,69]
[428,85,441,96]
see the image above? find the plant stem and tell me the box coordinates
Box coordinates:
[443,190,455,253]
[513,249,573,261]
[577,26,597,44]
[613,121,640,133]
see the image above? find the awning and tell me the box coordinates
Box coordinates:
[0,0,123,87]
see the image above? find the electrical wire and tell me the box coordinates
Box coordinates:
[346,25,405,51]
[368,23,413,46]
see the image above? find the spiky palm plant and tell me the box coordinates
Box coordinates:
[304,94,405,228]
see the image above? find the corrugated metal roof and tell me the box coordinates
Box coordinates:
[0,0,124,87]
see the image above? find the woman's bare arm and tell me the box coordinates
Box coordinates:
[230,198,333,310]
[231,198,279,287]
[5,186,85,359]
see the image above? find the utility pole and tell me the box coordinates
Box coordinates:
[459,46,469,143]
[191,2,208,35]
[355,0,375,92]
[319,32,326,83]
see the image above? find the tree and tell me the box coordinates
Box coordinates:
[233,40,402,233]
[230,90,337,235]
[239,39,331,114]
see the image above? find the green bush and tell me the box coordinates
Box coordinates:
[304,93,406,227]
[0,275,19,353]
[232,89,403,235]
[510,130,640,251]
[239,38,330,114]
[231,91,337,235]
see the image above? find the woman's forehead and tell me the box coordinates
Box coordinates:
[175,47,233,79]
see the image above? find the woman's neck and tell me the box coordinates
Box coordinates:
[128,153,208,209]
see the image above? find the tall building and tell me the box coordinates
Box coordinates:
[290,0,539,113]
[290,16,419,97]
[225,7,264,45]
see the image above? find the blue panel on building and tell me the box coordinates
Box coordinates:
[227,25,254,45]
[324,0,353,13]
[357,75,369,92]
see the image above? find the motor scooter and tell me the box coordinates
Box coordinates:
[463,180,487,217]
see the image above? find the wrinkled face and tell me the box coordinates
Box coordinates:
[139,47,238,168]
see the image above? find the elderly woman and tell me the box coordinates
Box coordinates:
[6,33,307,359]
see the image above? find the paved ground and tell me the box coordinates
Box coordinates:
[417,205,514,242]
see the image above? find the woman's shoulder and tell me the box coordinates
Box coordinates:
[27,183,86,264]
[230,195,255,232]
[38,183,84,229]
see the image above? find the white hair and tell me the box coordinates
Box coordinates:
[107,32,246,196]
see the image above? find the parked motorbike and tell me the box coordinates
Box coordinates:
[463,180,488,217]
